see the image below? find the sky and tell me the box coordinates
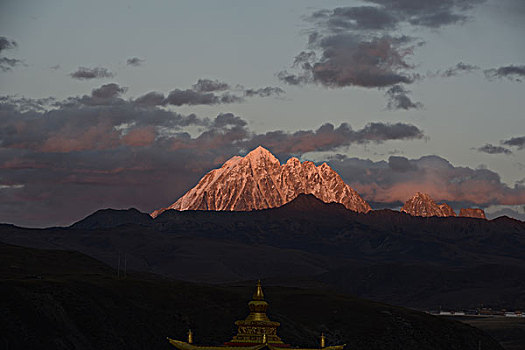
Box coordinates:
[0,0,524,227]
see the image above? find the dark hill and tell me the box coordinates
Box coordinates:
[0,243,503,350]
[70,207,153,230]
[1,194,525,310]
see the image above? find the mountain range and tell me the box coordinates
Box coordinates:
[152,147,486,219]
[2,146,524,349]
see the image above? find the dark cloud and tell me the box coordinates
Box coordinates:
[279,0,485,109]
[244,122,424,155]
[126,57,144,66]
[308,34,416,88]
[0,87,428,226]
[484,65,525,82]
[244,87,285,97]
[211,113,247,128]
[91,83,127,99]
[388,155,418,172]
[70,66,114,80]
[477,144,512,155]
[0,89,208,153]
[134,80,282,107]
[327,154,525,209]
[163,89,241,106]
[278,15,419,89]
[0,36,17,53]
[134,91,166,106]
[441,62,479,77]
[276,70,310,86]
[385,85,423,110]
[0,57,24,72]
[219,93,244,104]
[354,122,424,142]
[365,0,484,28]
[0,36,23,72]
[192,79,230,92]
[312,6,398,31]
[502,136,525,150]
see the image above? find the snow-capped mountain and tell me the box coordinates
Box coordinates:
[151,146,371,217]
[401,192,486,219]
[401,192,448,217]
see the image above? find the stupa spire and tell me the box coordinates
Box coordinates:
[253,279,264,301]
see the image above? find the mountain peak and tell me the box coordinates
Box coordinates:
[245,146,275,160]
[151,147,371,216]
[459,208,486,219]
[402,192,452,217]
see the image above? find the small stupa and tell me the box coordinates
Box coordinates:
[167,281,345,350]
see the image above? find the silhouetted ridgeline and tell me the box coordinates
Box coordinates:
[1,194,525,311]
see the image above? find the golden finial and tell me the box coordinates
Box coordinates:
[262,333,267,344]
[188,329,193,344]
[320,333,326,348]
[253,280,264,301]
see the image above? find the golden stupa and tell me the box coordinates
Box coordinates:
[167,281,345,350]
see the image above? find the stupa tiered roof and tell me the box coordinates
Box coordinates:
[167,281,345,350]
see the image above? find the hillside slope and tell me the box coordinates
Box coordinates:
[0,243,503,350]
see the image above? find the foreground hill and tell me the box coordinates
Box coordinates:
[0,243,503,350]
[1,195,525,310]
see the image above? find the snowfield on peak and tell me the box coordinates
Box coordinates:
[151,146,371,217]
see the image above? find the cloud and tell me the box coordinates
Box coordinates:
[133,79,284,107]
[0,57,23,72]
[354,122,424,142]
[211,113,247,128]
[502,136,525,150]
[70,66,114,80]
[385,85,423,110]
[0,36,17,53]
[327,154,525,208]
[192,79,230,92]
[126,57,144,66]
[91,83,128,99]
[279,0,485,106]
[0,36,23,72]
[0,87,429,226]
[365,0,484,28]
[441,62,479,77]
[244,87,285,97]
[163,89,241,106]
[134,91,166,106]
[388,155,418,172]
[311,6,399,31]
[244,122,424,155]
[276,70,310,86]
[484,65,525,82]
[0,88,209,153]
[477,144,512,155]
[291,34,416,88]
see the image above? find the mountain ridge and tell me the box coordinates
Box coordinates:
[152,146,371,217]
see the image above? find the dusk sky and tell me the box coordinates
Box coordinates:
[1,0,524,227]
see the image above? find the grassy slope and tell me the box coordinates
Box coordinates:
[0,243,503,350]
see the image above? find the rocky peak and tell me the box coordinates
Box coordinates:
[459,208,486,219]
[151,146,371,216]
[438,203,456,217]
[401,192,454,217]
